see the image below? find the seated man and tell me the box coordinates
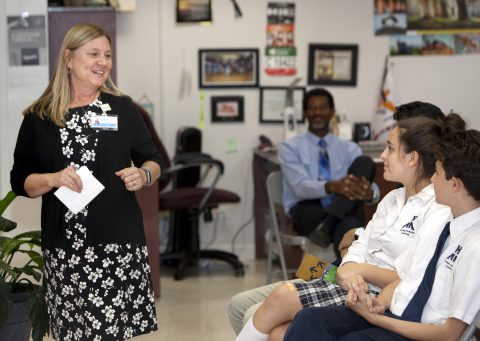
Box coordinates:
[279,88,378,252]
[284,127,480,341]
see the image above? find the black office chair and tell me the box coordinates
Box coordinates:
[135,103,245,280]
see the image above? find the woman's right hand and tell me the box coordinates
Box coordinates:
[53,166,83,192]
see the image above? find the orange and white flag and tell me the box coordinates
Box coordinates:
[372,57,396,142]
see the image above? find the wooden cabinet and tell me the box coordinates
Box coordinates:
[136,183,161,298]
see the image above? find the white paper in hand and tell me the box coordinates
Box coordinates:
[54,166,105,214]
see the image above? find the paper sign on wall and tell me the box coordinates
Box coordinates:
[265,2,297,76]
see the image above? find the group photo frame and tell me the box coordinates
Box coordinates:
[211,96,244,123]
[308,44,358,86]
[259,86,305,123]
[198,48,259,88]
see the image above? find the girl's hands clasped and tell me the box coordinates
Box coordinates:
[346,284,385,322]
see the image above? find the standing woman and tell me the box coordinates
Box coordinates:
[10,23,161,340]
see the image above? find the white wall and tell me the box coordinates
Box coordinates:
[152,0,387,260]
[391,54,480,129]
[2,0,480,260]
[152,0,480,260]
[115,2,162,129]
[0,1,6,196]
[1,1,47,231]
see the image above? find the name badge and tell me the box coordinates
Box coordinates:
[91,114,118,131]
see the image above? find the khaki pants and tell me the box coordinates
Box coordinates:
[227,279,303,335]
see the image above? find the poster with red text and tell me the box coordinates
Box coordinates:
[265,2,297,76]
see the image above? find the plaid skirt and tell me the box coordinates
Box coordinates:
[295,278,379,308]
[295,278,347,308]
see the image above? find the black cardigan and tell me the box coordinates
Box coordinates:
[10,93,163,249]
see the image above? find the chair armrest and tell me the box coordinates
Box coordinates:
[173,152,212,164]
[162,159,224,176]
[173,153,225,174]
[160,155,225,213]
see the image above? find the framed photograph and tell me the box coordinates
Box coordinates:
[199,48,259,88]
[308,44,358,86]
[176,0,212,24]
[211,96,244,123]
[259,87,305,123]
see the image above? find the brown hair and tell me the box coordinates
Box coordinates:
[396,113,465,187]
[435,118,480,200]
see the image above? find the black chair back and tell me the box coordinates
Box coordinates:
[175,127,202,188]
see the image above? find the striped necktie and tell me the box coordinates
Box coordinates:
[401,222,451,322]
[318,139,333,207]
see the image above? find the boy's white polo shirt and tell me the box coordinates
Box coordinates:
[391,207,480,325]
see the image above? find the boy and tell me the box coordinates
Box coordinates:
[284,128,480,341]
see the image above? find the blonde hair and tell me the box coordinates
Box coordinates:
[23,23,122,126]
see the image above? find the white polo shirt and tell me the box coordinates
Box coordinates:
[390,207,480,325]
[341,185,451,293]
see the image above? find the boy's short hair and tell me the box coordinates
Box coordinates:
[438,129,480,201]
[394,101,445,121]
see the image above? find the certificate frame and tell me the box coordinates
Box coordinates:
[259,86,305,124]
[307,44,358,86]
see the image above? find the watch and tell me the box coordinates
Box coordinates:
[141,167,152,186]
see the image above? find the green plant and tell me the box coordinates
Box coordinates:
[0,191,48,341]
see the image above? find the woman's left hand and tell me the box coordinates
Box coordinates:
[115,167,145,191]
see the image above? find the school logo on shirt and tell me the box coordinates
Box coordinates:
[400,215,418,236]
[444,245,463,270]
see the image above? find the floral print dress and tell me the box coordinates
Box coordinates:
[43,99,158,341]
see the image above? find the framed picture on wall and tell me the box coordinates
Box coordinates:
[211,96,244,123]
[199,48,259,88]
[259,87,305,123]
[308,44,358,86]
[176,0,213,24]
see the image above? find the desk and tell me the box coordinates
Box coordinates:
[252,148,398,259]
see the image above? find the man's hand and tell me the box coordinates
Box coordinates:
[339,228,357,258]
[325,175,373,201]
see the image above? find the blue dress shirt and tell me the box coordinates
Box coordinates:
[278,131,374,213]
